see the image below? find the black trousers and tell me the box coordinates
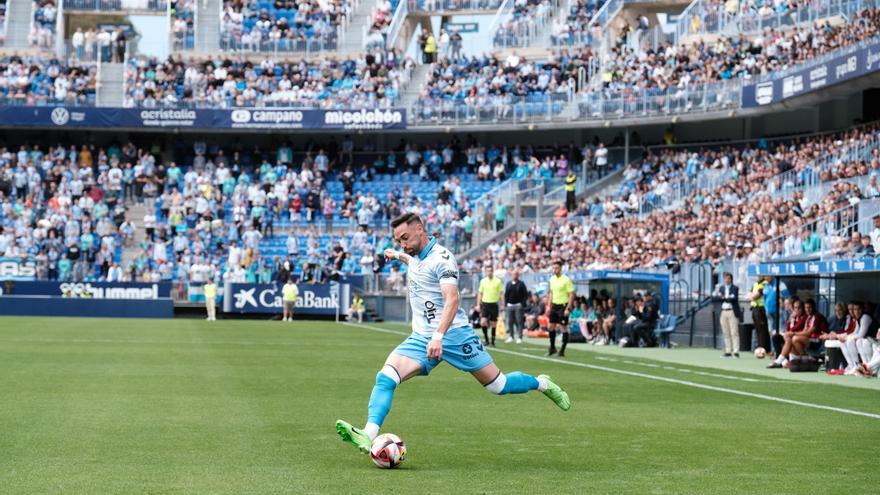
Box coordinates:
[751,306,770,351]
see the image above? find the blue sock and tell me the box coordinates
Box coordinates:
[502,372,539,394]
[366,370,398,427]
[486,371,540,395]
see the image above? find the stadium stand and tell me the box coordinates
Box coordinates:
[219,0,350,52]
[0,143,127,281]
[123,52,413,108]
[473,123,880,273]
[0,56,98,105]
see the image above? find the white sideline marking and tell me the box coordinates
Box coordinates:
[343,323,880,421]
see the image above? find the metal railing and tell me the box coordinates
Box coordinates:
[64,36,124,62]
[386,0,408,50]
[759,198,880,259]
[219,0,357,54]
[219,32,341,54]
[578,79,741,119]
[750,34,880,86]
[63,0,168,11]
[486,0,513,43]
[770,131,880,201]
[410,0,503,10]
[491,0,559,48]
[675,0,876,45]
[412,92,573,125]
[1,1,8,47]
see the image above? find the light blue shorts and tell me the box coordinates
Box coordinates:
[393,325,494,375]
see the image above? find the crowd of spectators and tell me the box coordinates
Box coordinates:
[220,0,350,52]
[493,0,554,48]
[69,27,128,63]
[171,0,195,50]
[597,8,880,93]
[124,52,413,108]
[414,51,585,120]
[0,143,130,282]
[550,0,607,46]
[30,1,57,49]
[81,137,575,283]
[364,0,394,51]
[473,125,880,275]
[0,55,98,106]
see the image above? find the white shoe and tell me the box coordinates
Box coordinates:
[206,317,211,320]
[505,337,513,344]
[515,338,522,344]
[844,367,859,376]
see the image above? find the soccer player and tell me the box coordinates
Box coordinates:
[335,213,570,454]
[546,260,575,357]
[282,277,299,322]
[476,264,503,347]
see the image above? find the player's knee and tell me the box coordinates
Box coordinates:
[376,365,401,389]
[484,372,507,395]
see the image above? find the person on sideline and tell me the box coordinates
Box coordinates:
[713,272,741,358]
[349,293,365,323]
[503,269,529,344]
[282,277,299,322]
[749,276,770,354]
[546,260,576,357]
[204,279,217,321]
[767,299,806,369]
[476,265,504,347]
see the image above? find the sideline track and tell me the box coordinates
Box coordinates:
[343,322,880,421]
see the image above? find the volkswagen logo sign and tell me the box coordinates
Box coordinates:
[50,107,70,126]
[231,110,252,123]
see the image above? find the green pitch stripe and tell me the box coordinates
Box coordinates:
[343,322,880,421]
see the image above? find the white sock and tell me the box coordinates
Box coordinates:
[536,376,549,392]
[363,422,380,441]
[774,355,785,364]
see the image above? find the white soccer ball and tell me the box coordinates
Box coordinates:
[370,433,407,469]
[754,347,767,359]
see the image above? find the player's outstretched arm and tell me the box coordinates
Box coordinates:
[384,248,412,265]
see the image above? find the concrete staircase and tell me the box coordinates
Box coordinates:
[97,62,125,107]
[121,202,149,269]
[339,0,376,54]
[195,0,221,52]
[4,0,33,48]
[399,63,431,113]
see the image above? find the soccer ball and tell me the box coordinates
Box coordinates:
[370,433,407,469]
[754,347,767,359]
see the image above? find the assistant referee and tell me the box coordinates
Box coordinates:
[477,264,504,347]
[546,260,575,357]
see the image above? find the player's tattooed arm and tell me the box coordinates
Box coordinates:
[384,249,412,265]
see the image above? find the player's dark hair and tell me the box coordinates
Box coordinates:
[391,212,422,229]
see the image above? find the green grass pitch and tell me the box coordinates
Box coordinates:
[1,316,879,494]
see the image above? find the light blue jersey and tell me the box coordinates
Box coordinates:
[406,238,470,338]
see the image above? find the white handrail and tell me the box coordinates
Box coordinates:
[386,0,409,51]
